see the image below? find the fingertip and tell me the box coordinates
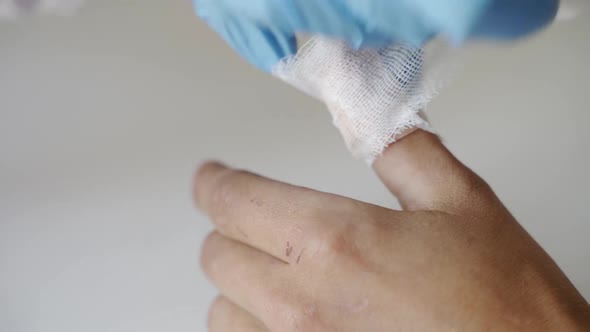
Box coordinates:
[193,161,230,211]
[195,161,228,186]
[418,0,491,46]
[471,0,560,40]
[197,161,228,175]
[191,0,203,16]
[258,29,298,72]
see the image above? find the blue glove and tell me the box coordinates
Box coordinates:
[193,0,559,72]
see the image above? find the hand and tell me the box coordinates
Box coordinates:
[193,0,559,71]
[195,130,590,331]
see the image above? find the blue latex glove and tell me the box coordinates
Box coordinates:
[194,0,559,72]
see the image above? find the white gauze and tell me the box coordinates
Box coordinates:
[273,36,453,164]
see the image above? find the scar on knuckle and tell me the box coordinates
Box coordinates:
[285,241,294,258]
[295,248,305,264]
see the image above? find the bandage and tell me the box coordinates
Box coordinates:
[273,37,453,164]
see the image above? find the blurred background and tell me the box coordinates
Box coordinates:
[0,1,588,331]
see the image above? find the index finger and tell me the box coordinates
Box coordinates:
[193,162,384,264]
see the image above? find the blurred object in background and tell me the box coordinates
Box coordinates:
[0,0,83,18]
[557,0,585,21]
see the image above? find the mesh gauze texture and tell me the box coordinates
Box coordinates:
[273,36,451,163]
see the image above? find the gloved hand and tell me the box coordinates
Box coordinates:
[193,0,559,72]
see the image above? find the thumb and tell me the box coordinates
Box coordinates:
[373,130,496,212]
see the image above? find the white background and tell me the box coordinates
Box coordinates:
[1,1,589,331]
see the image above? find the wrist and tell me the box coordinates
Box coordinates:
[540,295,590,331]
[514,257,590,331]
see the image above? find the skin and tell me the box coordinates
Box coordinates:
[194,130,590,331]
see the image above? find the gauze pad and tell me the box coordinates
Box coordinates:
[273,37,453,164]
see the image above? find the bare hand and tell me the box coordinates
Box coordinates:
[194,131,589,331]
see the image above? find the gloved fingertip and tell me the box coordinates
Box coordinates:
[192,0,206,18]
[349,27,371,50]
[446,16,483,46]
[258,30,298,72]
[471,0,560,40]
[416,0,491,47]
[448,30,469,47]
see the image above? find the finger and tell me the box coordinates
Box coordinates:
[201,232,293,327]
[194,0,297,73]
[373,130,497,213]
[472,0,559,40]
[194,162,381,263]
[209,296,268,332]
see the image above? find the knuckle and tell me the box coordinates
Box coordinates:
[325,227,354,256]
[451,167,493,198]
[456,173,496,211]
[435,167,497,213]
[464,173,492,196]
[267,296,320,332]
[312,219,379,269]
[321,222,360,259]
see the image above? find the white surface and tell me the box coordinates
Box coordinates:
[0,1,588,331]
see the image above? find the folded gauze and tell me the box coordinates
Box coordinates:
[273,37,453,164]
